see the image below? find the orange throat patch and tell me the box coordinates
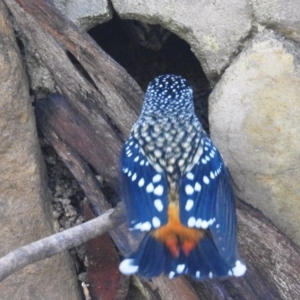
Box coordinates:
[151,201,205,257]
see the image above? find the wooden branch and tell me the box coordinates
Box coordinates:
[35,94,140,256]
[0,205,123,282]
[13,0,143,135]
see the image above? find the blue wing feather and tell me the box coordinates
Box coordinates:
[179,133,238,264]
[119,233,241,279]
[121,135,168,231]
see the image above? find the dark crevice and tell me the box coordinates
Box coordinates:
[88,13,211,133]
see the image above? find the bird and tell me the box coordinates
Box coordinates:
[119,74,246,279]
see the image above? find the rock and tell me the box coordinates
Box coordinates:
[0,3,80,299]
[210,30,300,247]
[53,0,112,30]
[252,0,300,44]
[111,0,252,81]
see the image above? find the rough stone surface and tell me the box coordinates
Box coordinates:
[210,30,300,247]
[0,3,80,299]
[251,0,300,44]
[111,0,253,81]
[53,0,112,30]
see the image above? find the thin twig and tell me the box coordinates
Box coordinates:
[0,205,124,282]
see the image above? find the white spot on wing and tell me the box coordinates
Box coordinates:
[176,264,185,274]
[185,199,194,211]
[196,271,200,278]
[152,174,162,183]
[186,172,194,180]
[132,173,137,181]
[119,259,138,275]
[169,271,175,279]
[154,185,164,196]
[152,216,161,228]
[154,199,163,212]
[138,178,145,187]
[146,183,154,193]
[232,260,246,277]
[194,182,201,192]
[203,176,210,184]
[188,217,196,227]
[133,222,142,230]
[196,218,215,229]
[185,185,194,195]
[140,222,151,231]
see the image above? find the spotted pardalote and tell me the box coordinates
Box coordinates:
[119,74,246,279]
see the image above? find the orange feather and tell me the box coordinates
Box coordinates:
[151,201,205,257]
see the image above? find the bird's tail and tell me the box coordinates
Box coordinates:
[119,233,246,279]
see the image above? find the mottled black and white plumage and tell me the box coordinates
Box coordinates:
[119,74,246,279]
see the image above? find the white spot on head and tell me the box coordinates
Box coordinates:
[185,185,194,195]
[154,185,164,196]
[146,183,154,193]
[152,174,162,183]
[154,149,162,158]
[154,199,163,212]
[140,222,151,231]
[232,260,246,277]
[188,217,196,227]
[138,178,145,187]
[119,259,138,275]
[203,176,210,184]
[152,216,161,228]
[131,173,137,181]
[176,264,185,274]
[178,159,185,167]
[185,199,194,211]
[167,165,174,173]
[186,172,194,180]
[194,182,201,192]
[169,271,175,279]
[196,271,200,278]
